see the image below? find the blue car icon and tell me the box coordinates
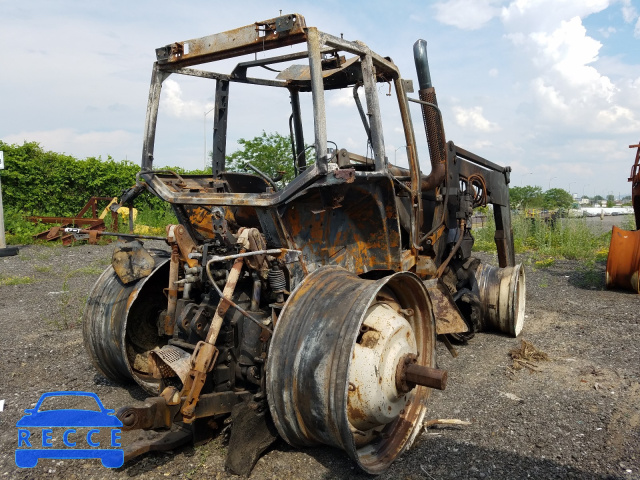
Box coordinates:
[15,391,124,468]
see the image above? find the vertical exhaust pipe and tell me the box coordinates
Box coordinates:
[413,40,447,191]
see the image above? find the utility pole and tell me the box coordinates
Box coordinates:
[0,151,19,256]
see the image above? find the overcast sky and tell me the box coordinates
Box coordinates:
[2,0,640,198]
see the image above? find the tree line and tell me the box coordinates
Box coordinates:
[1,136,578,221]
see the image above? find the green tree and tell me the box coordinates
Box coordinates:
[606,194,615,208]
[509,185,544,209]
[543,188,573,209]
[225,131,309,184]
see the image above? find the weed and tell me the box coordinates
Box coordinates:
[574,260,605,290]
[0,275,34,286]
[534,257,555,268]
[136,206,178,230]
[70,266,104,276]
[621,216,636,231]
[185,445,210,480]
[34,265,52,273]
[47,291,77,330]
[3,209,51,245]
[45,266,98,330]
[473,213,614,264]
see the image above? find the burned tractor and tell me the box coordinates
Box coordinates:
[83,14,525,475]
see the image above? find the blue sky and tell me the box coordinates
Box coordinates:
[2,0,639,198]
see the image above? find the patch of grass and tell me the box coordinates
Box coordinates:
[621,215,636,231]
[0,275,34,286]
[46,267,99,330]
[573,259,606,290]
[185,445,210,480]
[136,206,178,230]
[3,208,51,245]
[69,266,104,276]
[34,265,52,273]
[473,213,613,263]
[534,257,555,268]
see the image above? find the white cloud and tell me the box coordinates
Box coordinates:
[470,139,494,150]
[635,17,640,37]
[1,128,138,161]
[500,8,640,134]
[161,79,211,120]
[433,0,501,30]
[598,26,616,37]
[501,0,609,32]
[452,106,500,131]
[489,68,499,77]
[620,0,637,23]
[327,88,355,107]
[529,17,615,100]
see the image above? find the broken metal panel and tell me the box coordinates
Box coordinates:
[423,279,469,335]
[112,240,155,284]
[279,177,402,274]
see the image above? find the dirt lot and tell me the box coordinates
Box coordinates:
[0,239,638,480]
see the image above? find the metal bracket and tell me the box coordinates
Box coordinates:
[275,14,297,33]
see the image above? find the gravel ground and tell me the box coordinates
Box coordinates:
[0,239,639,480]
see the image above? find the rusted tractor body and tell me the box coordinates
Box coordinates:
[606,142,640,293]
[83,14,526,474]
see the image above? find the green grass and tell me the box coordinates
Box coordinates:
[136,205,178,229]
[0,275,34,286]
[473,213,613,263]
[3,208,52,245]
[4,204,176,246]
[69,265,104,276]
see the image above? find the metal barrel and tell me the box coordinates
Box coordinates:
[266,266,436,474]
[474,262,526,337]
[606,225,640,293]
[82,256,170,394]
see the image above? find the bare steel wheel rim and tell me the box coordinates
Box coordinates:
[266,266,436,474]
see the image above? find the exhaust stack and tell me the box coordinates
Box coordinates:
[413,40,446,191]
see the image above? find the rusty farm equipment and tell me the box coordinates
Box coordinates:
[82,14,526,475]
[28,196,120,245]
[606,142,640,293]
